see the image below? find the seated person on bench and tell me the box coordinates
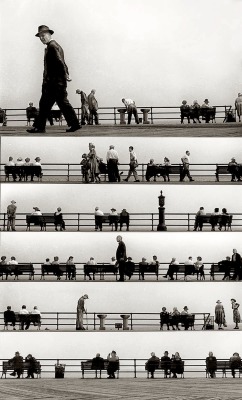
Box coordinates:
[8,256,18,266]
[145,352,160,378]
[91,353,105,371]
[30,306,41,327]
[0,256,12,278]
[54,207,66,231]
[206,351,217,378]
[218,208,230,231]
[107,351,119,379]
[108,208,119,231]
[163,258,179,280]
[66,256,75,280]
[120,209,130,231]
[25,354,38,378]
[170,352,183,378]
[160,307,170,330]
[150,255,159,271]
[8,352,24,379]
[163,157,171,182]
[139,257,149,280]
[180,100,190,124]
[160,351,171,377]
[210,208,220,231]
[181,306,191,330]
[229,352,241,378]
[194,256,204,280]
[124,257,135,280]
[201,99,213,123]
[228,158,241,182]
[219,256,231,280]
[19,305,30,330]
[4,306,16,330]
[171,307,180,330]
[85,257,96,280]
[193,207,205,231]
[94,207,104,231]
[52,256,62,280]
[5,157,17,181]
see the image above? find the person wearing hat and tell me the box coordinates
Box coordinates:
[31,207,42,216]
[108,208,119,231]
[215,300,226,330]
[26,102,38,126]
[160,307,170,331]
[107,351,119,379]
[8,352,24,378]
[119,209,130,231]
[88,89,100,125]
[25,354,38,378]
[201,99,213,123]
[27,25,81,134]
[106,145,120,182]
[76,89,89,126]
[76,294,89,330]
[235,93,242,122]
[116,235,127,281]
[7,200,17,231]
[231,249,242,281]
[228,157,241,182]
[231,299,241,329]
[180,100,191,124]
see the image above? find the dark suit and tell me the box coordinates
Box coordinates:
[34,40,79,130]
[116,240,127,281]
[231,252,242,280]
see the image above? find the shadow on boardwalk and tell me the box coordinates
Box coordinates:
[0,378,241,400]
[1,123,242,137]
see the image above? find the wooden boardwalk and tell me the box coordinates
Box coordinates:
[1,123,242,137]
[0,378,242,399]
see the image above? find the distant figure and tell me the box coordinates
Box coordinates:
[210,207,220,231]
[228,158,241,182]
[229,352,241,378]
[4,306,16,330]
[206,351,217,378]
[76,294,89,330]
[66,256,75,280]
[91,353,105,370]
[0,107,7,126]
[145,352,160,378]
[122,98,139,124]
[85,257,96,280]
[218,207,230,231]
[181,306,191,330]
[180,150,194,182]
[235,93,242,122]
[124,257,135,280]
[201,99,213,123]
[7,200,17,231]
[26,25,81,133]
[171,307,180,330]
[106,145,120,182]
[231,299,240,329]
[120,209,130,231]
[160,351,171,378]
[123,146,140,182]
[25,354,38,379]
[139,257,149,280]
[26,102,38,126]
[80,153,90,183]
[88,143,100,182]
[160,307,170,331]
[8,352,23,378]
[180,100,190,124]
[76,89,89,125]
[19,305,30,330]
[107,351,119,379]
[5,157,17,181]
[170,352,183,378]
[215,300,226,330]
[163,257,179,280]
[219,256,231,281]
[88,89,100,125]
[194,256,204,280]
[191,100,201,123]
[231,249,242,281]
[94,207,104,231]
[193,206,205,231]
[54,207,66,231]
[116,235,127,281]
[109,208,119,231]
[51,256,61,280]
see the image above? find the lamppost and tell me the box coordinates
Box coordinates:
[157,190,167,231]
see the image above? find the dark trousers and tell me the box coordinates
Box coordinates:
[118,260,125,281]
[89,109,99,125]
[107,160,120,182]
[34,82,79,130]
[127,105,139,124]
[180,164,192,181]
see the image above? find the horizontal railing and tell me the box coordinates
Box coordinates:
[1,163,238,182]
[0,312,210,330]
[0,105,233,125]
[0,262,234,281]
[1,212,242,231]
[0,358,239,378]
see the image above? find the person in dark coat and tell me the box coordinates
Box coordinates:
[160,351,171,377]
[54,207,66,231]
[116,235,127,281]
[4,306,16,330]
[206,351,217,378]
[25,354,38,378]
[231,249,242,280]
[27,25,81,133]
[9,352,23,378]
[145,352,160,378]
[91,353,105,371]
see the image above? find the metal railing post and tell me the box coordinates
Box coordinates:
[187,213,190,231]
[94,313,96,330]
[150,107,153,124]
[142,164,145,182]
[67,164,70,182]
[114,107,117,125]
[130,313,133,330]
[57,313,59,330]
[3,213,6,231]
[134,359,137,378]
[151,214,154,231]
[77,213,80,231]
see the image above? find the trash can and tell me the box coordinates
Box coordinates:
[55,363,65,378]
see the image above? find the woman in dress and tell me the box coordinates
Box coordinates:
[194,256,205,280]
[231,299,241,329]
[88,143,100,182]
[170,352,184,378]
[215,300,226,330]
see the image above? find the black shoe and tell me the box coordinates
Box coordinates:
[26,128,46,133]
[135,180,140,182]
[66,125,82,132]
[123,178,128,182]
[190,179,194,181]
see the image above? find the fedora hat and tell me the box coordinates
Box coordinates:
[35,25,54,37]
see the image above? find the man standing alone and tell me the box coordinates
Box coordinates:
[27,25,81,133]
[122,98,139,124]
[124,146,140,182]
[7,200,17,231]
[106,145,120,182]
[88,89,100,125]
[180,150,194,182]
[116,235,127,281]
[76,294,89,330]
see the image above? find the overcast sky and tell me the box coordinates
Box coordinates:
[1,0,242,109]
[1,137,242,165]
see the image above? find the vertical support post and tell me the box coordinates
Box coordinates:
[150,107,154,124]
[67,164,70,182]
[157,191,167,231]
[134,359,137,378]
[3,213,6,231]
[151,214,154,232]
[77,213,80,231]
[188,213,190,231]
[57,313,59,330]
[142,164,145,182]
[114,108,117,125]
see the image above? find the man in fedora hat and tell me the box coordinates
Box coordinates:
[27,25,81,134]
[76,294,89,330]
[109,208,119,231]
[7,200,17,231]
[116,235,127,281]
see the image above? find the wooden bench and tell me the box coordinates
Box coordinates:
[1,361,41,378]
[26,214,55,231]
[146,361,185,378]
[210,263,235,280]
[216,164,242,182]
[14,313,41,330]
[5,165,42,182]
[197,214,232,230]
[161,315,195,330]
[81,360,120,378]
[146,165,182,182]
[205,360,242,378]
[180,107,216,123]
[137,263,159,280]
[84,264,118,280]
[41,264,76,280]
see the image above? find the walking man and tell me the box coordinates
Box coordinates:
[124,146,140,182]
[180,151,194,182]
[76,89,89,125]
[76,294,89,330]
[122,98,139,124]
[106,145,120,182]
[88,89,100,125]
[7,200,17,231]
[116,235,127,281]
[27,25,81,133]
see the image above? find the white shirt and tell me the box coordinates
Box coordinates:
[181,154,190,164]
[184,259,193,265]
[31,211,42,215]
[31,309,41,316]
[106,149,119,161]
[95,209,104,216]
[87,259,96,265]
[9,259,18,265]
[34,162,42,166]
[123,99,135,107]
[19,309,29,315]
[130,151,137,162]
[5,161,15,166]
